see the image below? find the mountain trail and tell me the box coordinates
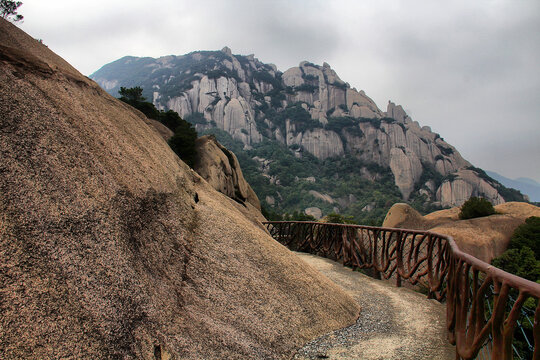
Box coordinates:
[293,253,456,360]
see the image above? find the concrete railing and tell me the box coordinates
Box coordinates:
[263,221,540,360]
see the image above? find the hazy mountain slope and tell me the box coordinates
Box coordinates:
[0,20,359,359]
[516,177,540,186]
[486,171,540,202]
[91,47,526,222]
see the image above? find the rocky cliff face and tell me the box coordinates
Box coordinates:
[91,47,526,209]
[0,21,360,359]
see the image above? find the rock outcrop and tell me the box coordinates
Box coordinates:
[382,203,426,230]
[436,169,504,207]
[389,148,423,200]
[0,19,360,359]
[383,202,540,262]
[194,135,262,214]
[305,207,323,219]
[91,47,526,209]
[149,119,174,141]
[292,128,345,160]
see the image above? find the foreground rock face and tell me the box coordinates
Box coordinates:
[0,19,360,359]
[383,202,540,262]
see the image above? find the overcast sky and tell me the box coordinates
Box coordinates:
[18,0,540,181]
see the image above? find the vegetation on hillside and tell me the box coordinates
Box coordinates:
[466,166,525,202]
[201,127,440,225]
[492,216,540,282]
[94,53,526,226]
[490,216,540,358]
[262,208,316,222]
[324,213,357,224]
[118,87,197,167]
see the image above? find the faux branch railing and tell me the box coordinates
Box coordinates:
[263,221,540,360]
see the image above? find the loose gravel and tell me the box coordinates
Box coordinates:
[292,253,456,360]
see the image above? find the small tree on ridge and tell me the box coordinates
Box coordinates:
[1,0,23,22]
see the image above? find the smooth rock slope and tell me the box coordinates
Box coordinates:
[0,19,360,359]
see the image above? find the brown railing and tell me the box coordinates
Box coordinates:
[263,221,540,360]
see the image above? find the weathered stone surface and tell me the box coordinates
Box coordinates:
[305,207,323,219]
[350,104,379,118]
[0,20,360,360]
[221,46,232,57]
[167,93,192,118]
[194,135,261,212]
[283,66,305,87]
[382,203,425,229]
[148,119,174,141]
[383,202,540,262]
[286,128,344,160]
[160,58,477,202]
[386,101,408,122]
[435,169,504,207]
[389,148,423,200]
[346,88,381,117]
[309,190,335,204]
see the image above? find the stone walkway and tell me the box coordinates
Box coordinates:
[293,253,456,360]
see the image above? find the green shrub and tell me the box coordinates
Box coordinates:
[492,247,540,282]
[507,216,540,258]
[436,144,454,155]
[118,87,198,167]
[185,112,207,125]
[491,217,540,282]
[295,83,318,93]
[330,81,348,90]
[458,197,496,220]
[324,212,357,224]
[284,211,316,221]
[302,74,318,81]
[338,104,348,112]
[168,121,198,168]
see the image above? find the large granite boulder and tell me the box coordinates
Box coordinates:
[383,202,540,262]
[0,19,360,359]
[193,135,262,216]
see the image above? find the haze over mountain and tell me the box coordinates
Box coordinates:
[486,171,540,202]
[91,48,526,223]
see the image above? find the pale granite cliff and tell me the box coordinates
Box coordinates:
[91,47,526,208]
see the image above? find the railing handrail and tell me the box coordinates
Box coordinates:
[264,221,540,295]
[263,220,540,360]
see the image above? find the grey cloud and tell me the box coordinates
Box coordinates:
[17,0,540,180]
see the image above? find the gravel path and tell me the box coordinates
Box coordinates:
[293,253,456,360]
